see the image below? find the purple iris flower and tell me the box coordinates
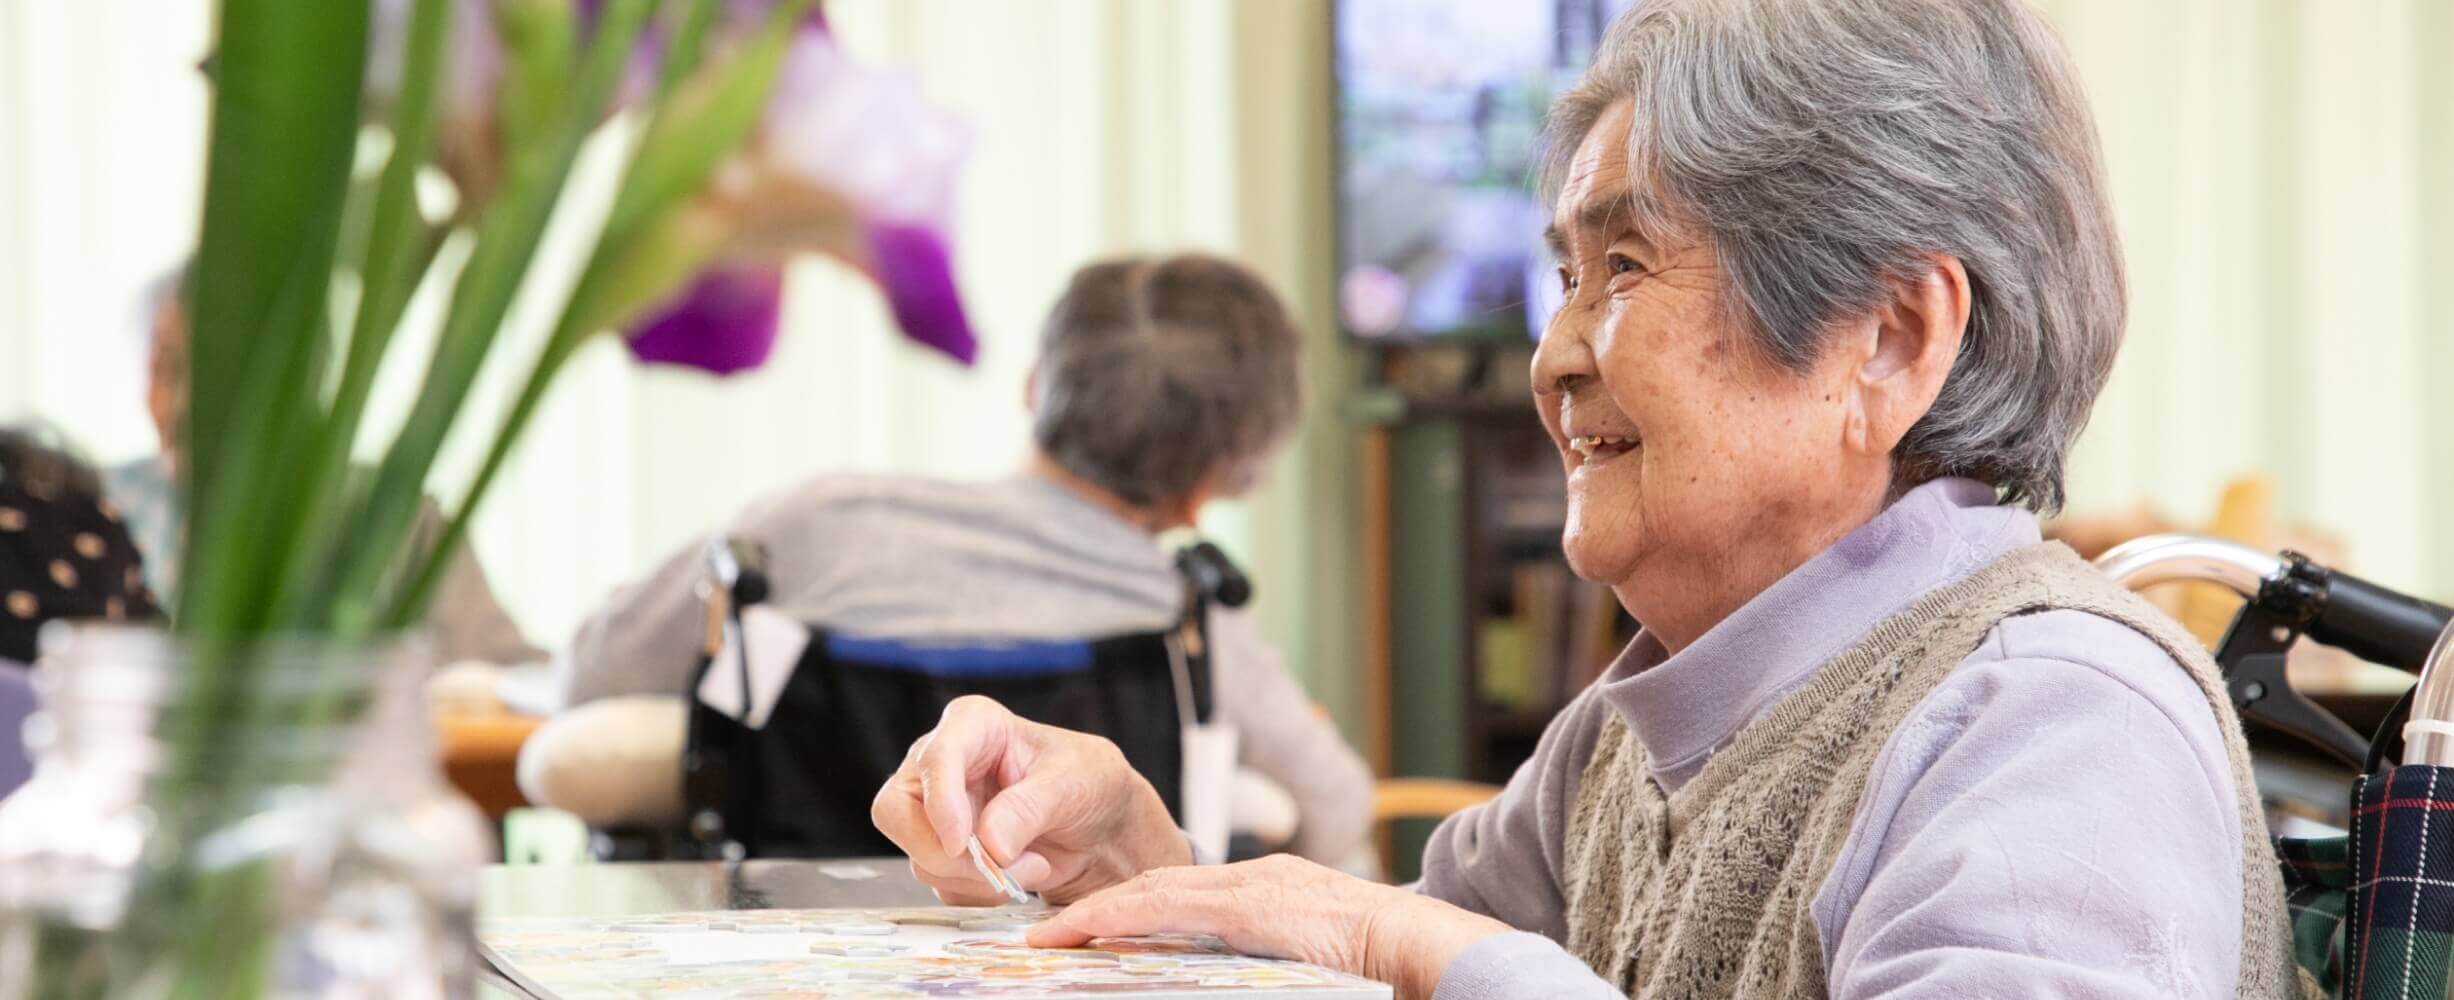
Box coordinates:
[373,0,975,374]
[863,221,976,366]
[621,265,784,375]
[757,25,974,359]
[626,13,977,372]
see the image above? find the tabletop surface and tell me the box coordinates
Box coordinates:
[480,858,940,918]
[478,859,942,997]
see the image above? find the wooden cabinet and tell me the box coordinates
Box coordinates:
[1364,395,1633,879]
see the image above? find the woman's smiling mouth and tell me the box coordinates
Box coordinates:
[1569,434,1641,463]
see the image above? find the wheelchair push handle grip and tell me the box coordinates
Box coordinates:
[707,537,772,607]
[1176,542,1251,609]
[2310,569,2454,671]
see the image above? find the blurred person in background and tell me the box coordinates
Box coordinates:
[560,253,1373,866]
[1,427,160,795]
[101,265,541,666]
[1,427,156,667]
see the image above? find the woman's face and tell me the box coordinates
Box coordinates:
[148,301,189,472]
[1532,100,1892,647]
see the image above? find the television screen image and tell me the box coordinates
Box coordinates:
[1334,0,1637,343]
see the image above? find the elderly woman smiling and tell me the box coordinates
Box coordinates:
[873,0,2301,997]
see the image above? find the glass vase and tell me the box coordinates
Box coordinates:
[0,624,491,999]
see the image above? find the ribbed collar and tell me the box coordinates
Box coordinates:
[1011,470,1164,544]
[1597,477,2039,793]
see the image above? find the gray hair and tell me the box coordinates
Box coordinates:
[1031,254,1305,508]
[1542,0,2124,512]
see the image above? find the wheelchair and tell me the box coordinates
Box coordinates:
[591,536,1251,862]
[2097,534,2454,996]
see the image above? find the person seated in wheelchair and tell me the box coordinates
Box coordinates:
[552,252,1370,865]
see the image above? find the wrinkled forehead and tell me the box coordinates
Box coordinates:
[1544,101,1682,258]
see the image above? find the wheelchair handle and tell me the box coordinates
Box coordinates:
[1175,542,1251,609]
[2098,534,2454,768]
[2095,534,2280,598]
[706,537,771,607]
[2097,535,2452,671]
[2315,570,2454,672]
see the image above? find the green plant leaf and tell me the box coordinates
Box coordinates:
[145,0,369,988]
[180,0,369,638]
[384,0,811,626]
[600,0,813,247]
[320,0,663,638]
[382,203,717,626]
[267,0,458,628]
[657,0,721,99]
[495,0,579,160]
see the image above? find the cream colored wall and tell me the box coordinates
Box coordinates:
[0,1,211,460]
[2036,0,2454,597]
[1219,0,1366,734]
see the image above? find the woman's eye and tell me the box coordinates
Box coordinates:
[1607,253,1645,277]
[1556,266,1575,294]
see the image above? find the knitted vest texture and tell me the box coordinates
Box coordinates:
[1561,542,2300,998]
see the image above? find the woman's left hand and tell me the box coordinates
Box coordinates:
[1024,855,1513,999]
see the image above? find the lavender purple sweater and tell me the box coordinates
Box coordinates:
[1421,478,2244,998]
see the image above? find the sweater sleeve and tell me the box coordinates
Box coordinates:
[1416,684,1618,940]
[1431,932,1623,1000]
[557,530,715,708]
[1812,610,2244,999]
[1207,607,1373,864]
[421,510,546,665]
[556,487,817,707]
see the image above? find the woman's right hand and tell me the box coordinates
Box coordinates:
[871,695,1191,905]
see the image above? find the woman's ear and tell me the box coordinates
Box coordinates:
[1848,254,1969,458]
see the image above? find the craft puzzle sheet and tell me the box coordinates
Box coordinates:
[477,907,1393,999]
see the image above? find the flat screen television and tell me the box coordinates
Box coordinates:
[1334,0,1637,343]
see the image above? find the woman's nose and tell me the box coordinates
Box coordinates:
[1531,300,1599,397]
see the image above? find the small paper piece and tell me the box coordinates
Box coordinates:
[695,604,812,730]
[966,835,1037,906]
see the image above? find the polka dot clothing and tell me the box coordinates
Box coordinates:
[0,476,159,664]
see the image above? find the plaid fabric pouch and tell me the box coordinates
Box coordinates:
[2334,765,2454,999]
[2279,766,2454,999]
[2278,832,2350,994]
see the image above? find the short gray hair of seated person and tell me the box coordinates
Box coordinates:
[1030,254,1305,509]
[1542,0,2125,514]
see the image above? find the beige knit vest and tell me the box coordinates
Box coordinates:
[1561,542,2305,998]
